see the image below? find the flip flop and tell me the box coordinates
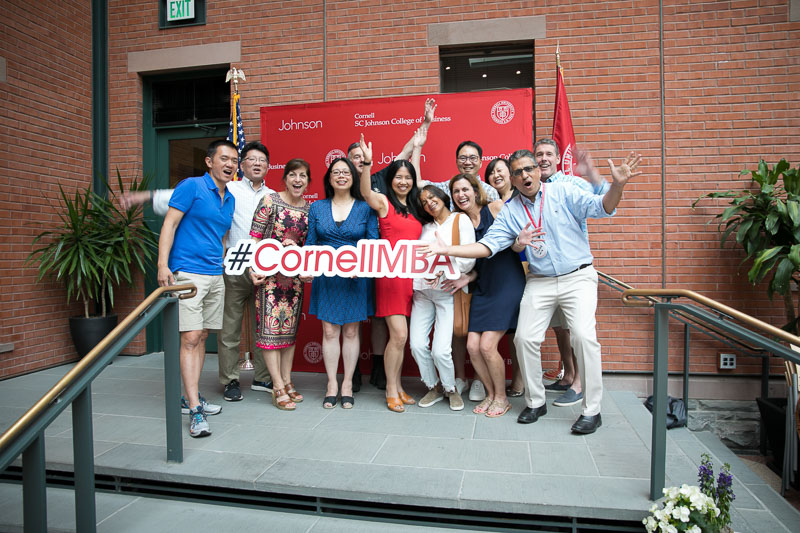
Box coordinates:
[473,397,493,415]
[322,396,337,409]
[340,396,355,409]
[506,386,524,397]
[486,400,512,418]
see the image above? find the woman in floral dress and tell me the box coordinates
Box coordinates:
[249,158,311,411]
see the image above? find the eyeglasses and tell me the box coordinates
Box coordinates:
[331,170,352,177]
[218,156,239,165]
[457,155,480,163]
[511,166,538,178]
[245,157,268,164]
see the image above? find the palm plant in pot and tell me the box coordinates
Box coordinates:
[27,171,158,356]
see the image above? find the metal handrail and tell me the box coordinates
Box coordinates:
[620,287,800,501]
[0,284,196,453]
[622,288,800,348]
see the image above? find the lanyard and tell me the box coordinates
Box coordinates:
[521,183,544,230]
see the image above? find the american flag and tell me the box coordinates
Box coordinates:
[227,92,245,180]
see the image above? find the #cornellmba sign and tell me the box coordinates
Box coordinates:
[224,239,458,280]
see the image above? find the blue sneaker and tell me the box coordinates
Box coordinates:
[188,406,211,438]
[181,395,222,415]
[552,389,583,407]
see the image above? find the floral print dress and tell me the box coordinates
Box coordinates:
[249,192,310,349]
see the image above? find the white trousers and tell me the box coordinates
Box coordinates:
[514,266,603,416]
[409,289,456,392]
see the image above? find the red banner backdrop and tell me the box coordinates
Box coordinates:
[260,89,533,373]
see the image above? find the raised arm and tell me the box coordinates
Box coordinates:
[395,97,436,161]
[422,231,492,259]
[602,151,642,214]
[358,134,389,217]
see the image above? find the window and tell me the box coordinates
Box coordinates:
[152,73,229,126]
[440,43,534,93]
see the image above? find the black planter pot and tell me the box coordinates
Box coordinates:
[68,314,118,357]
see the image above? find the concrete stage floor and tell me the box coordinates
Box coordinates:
[1,353,799,532]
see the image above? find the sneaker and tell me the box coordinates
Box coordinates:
[553,388,583,407]
[447,391,465,411]
[469,380,486,402]
[419,388,444,408]
[455,378,468,396]
[181,395,221,415]
[250,380,273,393]
[224,379,243,401]
[188,406,211,438]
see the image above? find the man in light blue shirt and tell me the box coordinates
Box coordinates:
[534,138,610,409]
[425,147,641,434]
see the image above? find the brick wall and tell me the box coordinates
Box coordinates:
[0,0,92,377]
[3,0,798,379]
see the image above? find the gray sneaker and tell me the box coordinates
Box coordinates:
[553,388,583,407]
[181,395,221,415]
[419,388,444,408]
[469,380,486,402]
[448,391,465,411]
[188,406,211,438]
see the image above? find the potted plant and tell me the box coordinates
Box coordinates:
[693,159,800,335]
[27,171,158,356]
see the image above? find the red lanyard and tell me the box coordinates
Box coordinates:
[521,183,544,230]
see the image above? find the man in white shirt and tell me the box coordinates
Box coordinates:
[122,141,275,402]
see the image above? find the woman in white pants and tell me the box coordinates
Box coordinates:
[409,185,475,411]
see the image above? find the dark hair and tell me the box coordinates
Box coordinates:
[346,142,361,155]
[533,138,559,158]
[207,139,238,159]
[421,184,451,211]
[456,140,483,159]
[282,158,312,184]
[383,160,431,224]
[508,149,537,167]
[484,157,510,182]
[449,173,488,212]
[241,141,270,163]
[323,158,363,201]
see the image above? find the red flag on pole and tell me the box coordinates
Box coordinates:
[552,46,577,175]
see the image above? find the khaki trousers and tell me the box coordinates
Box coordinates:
[217,271,270,385]
[514,266,603,416]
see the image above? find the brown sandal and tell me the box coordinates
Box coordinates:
[486,400,511,418]
[473,397,493,415]
[285,382,303,403]
[272,388,296,411]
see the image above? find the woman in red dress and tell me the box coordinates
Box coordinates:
[358,135,430,412]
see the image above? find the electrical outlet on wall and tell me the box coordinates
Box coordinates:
[719,353,736,370]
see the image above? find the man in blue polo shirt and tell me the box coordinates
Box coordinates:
[157,139,237,437]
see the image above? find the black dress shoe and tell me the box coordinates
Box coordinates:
[544,381,572,392]
[571,414,602,434]
[517,404,547,424]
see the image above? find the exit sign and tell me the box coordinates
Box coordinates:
[166,0,195,22]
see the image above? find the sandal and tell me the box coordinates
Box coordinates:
[322,396,337,409]
[486,400,511,418]
[506,386,524,397]
[386,397,405,413]
[285,382,303,403]
[340,396,355,409]
[398,391,416,405]
[272,388,296,411]
[473,397,493,415]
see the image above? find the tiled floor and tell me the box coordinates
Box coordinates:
[1,353,799,532]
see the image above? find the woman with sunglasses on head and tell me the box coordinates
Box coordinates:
[358,135,431,413]
[305,158,379,409]
[249,159,311,411]
[443,173,525,418]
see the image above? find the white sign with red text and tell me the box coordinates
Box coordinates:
[224,239,458,280]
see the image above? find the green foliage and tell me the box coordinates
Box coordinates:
[694,159,800,333]
[27,170,158,318]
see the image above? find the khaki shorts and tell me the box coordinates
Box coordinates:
[174,271,225,332]
[548,307,568,330]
